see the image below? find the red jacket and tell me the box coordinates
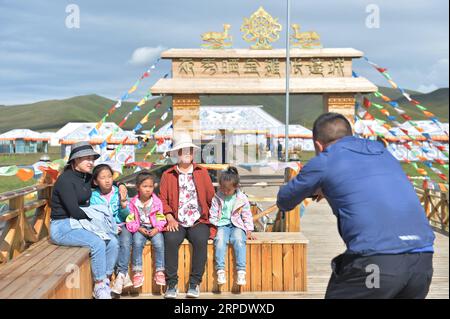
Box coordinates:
[159,164,215,226]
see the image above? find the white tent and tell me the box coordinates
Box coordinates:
[270,125,314,152]
[154,106,283,153]
[0,129,49,154]
[59,122,138,165]
[0,129,48,141]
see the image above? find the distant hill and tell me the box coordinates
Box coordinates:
[0,87,448,133]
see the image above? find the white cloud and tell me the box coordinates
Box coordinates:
[417,84,439,94]
[128,46,166,66]
[416,58,449,93]
[425,58,449,83]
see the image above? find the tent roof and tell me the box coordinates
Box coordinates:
[270,125,312,138]
[59,122,138,145]
[0,129,50,141]
[155,106,283,138]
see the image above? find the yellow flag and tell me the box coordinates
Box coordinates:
[137,99,146,107]
[140,115,149,124]
[128,85,137,94]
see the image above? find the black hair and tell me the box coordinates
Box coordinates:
[91,164,114,187]
[312,112,353,144]
[219,166,240,188]
[135,170,157,188]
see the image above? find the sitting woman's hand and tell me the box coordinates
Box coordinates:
[138,227,149,236]
[166,214,179,232]
[148,228,159,237]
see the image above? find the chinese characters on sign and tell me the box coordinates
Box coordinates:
[176,58,347,78]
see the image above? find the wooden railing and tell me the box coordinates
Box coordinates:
[416,187,449,234]
[0,173,53,263]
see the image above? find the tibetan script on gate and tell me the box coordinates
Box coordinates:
[173,57,349,78]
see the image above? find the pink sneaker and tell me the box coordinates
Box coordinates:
[133,272,144,288]
[154,271,166,286]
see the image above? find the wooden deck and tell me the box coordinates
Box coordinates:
[127,200,449,300]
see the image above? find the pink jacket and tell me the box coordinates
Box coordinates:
[209,190,254,233]
[125,193,167,233]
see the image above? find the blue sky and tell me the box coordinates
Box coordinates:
[0,0,448,105]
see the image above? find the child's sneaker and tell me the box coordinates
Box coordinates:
[111,273,125,295]
[217,270,226,285]
[237,270,246,286]
[93,280,112,299]
[133,272,144,288]
[154,271,166,286]
[123,272,133,289]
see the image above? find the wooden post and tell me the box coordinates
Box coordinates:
[9,196,25,258]
[33,172,53,238]
[323,93,356,125]
[172,94,201,141]
[283,167,301,232]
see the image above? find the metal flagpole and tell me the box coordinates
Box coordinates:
[285,0,291,162]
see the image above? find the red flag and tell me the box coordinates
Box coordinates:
[376,67,387,73]
[39,166,59,181]
[401,114,412,121]
[436,145,446,151]
[363,97,371,109]
[410,99,420,105]
[403,143,412,150]
[118,119,127,127]
[108,105,116,116]
[141,72,150,79]
[363,112,374,120]
[400,128,409,135]
[157,138,165,145]
[435,159,445,165]
[438,174,448,181]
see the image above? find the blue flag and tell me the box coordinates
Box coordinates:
[133,123,143,132]
[89,128,98,137]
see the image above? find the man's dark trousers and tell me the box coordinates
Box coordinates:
[325,252,433,299]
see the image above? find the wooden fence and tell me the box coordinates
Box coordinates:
[416,187,449,234]
[0,173,53,263]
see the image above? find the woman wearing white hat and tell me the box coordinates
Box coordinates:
[159,133,215,299]
[49,141,128,299]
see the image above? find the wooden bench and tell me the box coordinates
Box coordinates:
[0,232,308,298]
[135,232,309,295]
[0,239,92,299]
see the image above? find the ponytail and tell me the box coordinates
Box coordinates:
[219,166,240,187]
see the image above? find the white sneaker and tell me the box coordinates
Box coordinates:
[217,270,226,285]
[111,273,125,295]
[237,271,246,286]
[123,272,133,289]
[93,281,112,299]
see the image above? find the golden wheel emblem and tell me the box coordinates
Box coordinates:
[241,7,282,50]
